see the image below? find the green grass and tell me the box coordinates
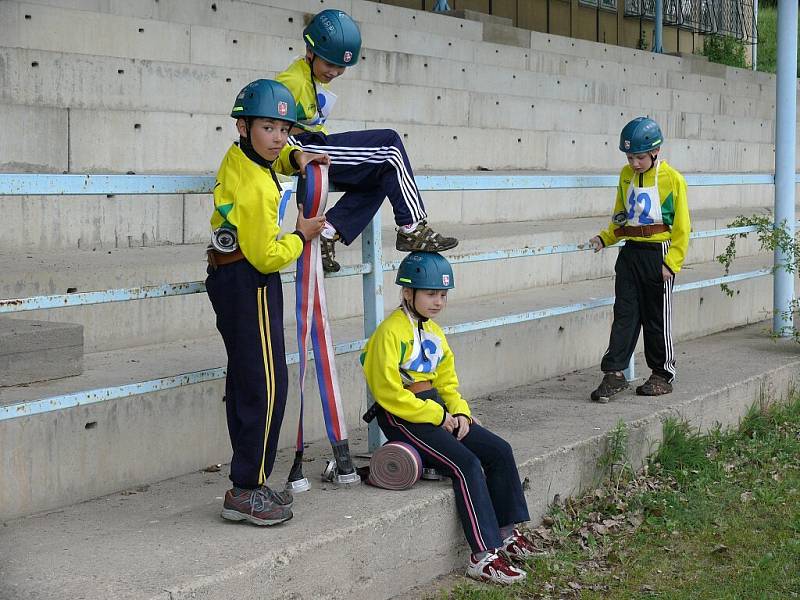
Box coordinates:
[755,6,800,77]
[431,395,800,600]
[756,6,778,74]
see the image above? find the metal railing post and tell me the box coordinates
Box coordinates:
[361,213,386,451]
[623,354,635,382]
[773,0,797,337]
[752,0,759,71]
[653,0,664,53]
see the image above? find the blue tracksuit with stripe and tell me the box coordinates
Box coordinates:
[206,143,304,489]
[289,129,427,244]
[278,57,427,244]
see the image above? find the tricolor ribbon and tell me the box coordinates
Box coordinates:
[294,163,348,454]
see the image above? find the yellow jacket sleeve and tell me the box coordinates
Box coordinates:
[429,324,471,419]
[361,319,447,426]
[212,145,303,274]
[273,144,301,176]
[276,58,329,134]
[598,169,627,248]
[663,169,690,274]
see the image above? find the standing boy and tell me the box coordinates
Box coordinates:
[277,9,458,273]
[206,79,328,526]
[588,117,690,403]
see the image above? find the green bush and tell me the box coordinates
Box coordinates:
[702,34,748,68]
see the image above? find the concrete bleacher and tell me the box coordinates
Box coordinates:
[0,0,794,530]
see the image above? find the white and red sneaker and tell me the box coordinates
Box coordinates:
[501,528,539,560]
[466,551,527,584]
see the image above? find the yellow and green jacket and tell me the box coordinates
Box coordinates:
[276,58,330,134]
[360,307,471,426]
[598,160,691,274]
[210,143,302,274]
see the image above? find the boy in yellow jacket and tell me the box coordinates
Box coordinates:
[277,10,458,273]
[206,79,328,526]
[588,117,690,402]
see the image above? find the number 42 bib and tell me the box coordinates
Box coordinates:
[624,161,663,226]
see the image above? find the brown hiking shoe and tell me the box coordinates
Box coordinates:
[395,220,459,252]
[320,235,340,273]
[590,372,629,403]
[636,373,673,396]
[221,486,293,526]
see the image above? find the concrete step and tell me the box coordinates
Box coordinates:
[0,252,777,519]
[0,205,774,351]
[0,48,781,145]
[6,0,774,105]
[20,0,486,44]
[1,321,797,599]
[0,101,779,174]
[0,12,774,125]
[0,318,83,385]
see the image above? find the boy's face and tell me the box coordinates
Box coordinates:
[626,148,659,174]
[403,288,448,319]
[237,117,291,161]
[306,50,346,83]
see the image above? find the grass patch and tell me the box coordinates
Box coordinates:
[756,6,777,74]
[431,395,800,599]
[755,6,800,77]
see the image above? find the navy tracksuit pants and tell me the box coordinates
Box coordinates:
[206,260,289,489]
[601,240,676,382]
[288,129,427,244]
[376,390,530,553]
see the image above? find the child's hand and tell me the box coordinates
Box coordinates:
[441,412,458,434]
[662,265,674,282]
[295,203,326,240]
[588,236,603,253]
[296,151,331,178]
[454,415,471,440]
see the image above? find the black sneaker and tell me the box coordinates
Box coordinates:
[590,372,629,403]
[396,221,458,252]
[636,373,673,396]
[221,486,293,526]
[320,235,340,273]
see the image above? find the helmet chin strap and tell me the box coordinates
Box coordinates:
[402,291,428,322]
[238,118,273,168]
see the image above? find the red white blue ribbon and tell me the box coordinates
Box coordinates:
[294,163,348,451]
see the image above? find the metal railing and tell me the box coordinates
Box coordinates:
[0,172,783,428]
[624,0,757,41]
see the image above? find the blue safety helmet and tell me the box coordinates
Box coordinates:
[396,252,455,290]
[230,79,297,124]
[303,10,361,67]
[619,117,663,154]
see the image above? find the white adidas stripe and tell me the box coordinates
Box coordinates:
[288,139,425,221]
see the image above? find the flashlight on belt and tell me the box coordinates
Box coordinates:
[211,227,238,254]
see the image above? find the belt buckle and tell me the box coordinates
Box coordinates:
[638,225,650,238]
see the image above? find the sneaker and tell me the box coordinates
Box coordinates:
[636,373,673,396]
[500,528,539,561]
[221,486,293,526]
[395,220,459,252]
[263,485,293,507]
[466,551,527,585]
[320,235,340,273]
[590,372,629,403]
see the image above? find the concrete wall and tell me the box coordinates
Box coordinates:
[377,0,736,62]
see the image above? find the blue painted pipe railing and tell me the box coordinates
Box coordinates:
[0,171,786,432]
